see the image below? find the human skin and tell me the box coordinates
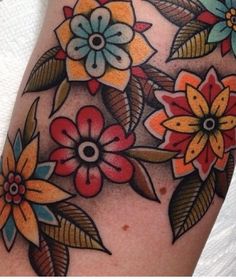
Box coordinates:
[0,0,236,276]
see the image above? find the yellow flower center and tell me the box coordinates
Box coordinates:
[226,8,236,31]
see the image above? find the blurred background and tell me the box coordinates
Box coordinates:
[0,0,236,275]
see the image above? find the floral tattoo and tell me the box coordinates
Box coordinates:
[1,0,236,276]
[147,0,236,59]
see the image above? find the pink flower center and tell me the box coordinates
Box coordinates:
[4,172,26,205]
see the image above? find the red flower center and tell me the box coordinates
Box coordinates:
[78,141,100,163]
[4,172,26,205]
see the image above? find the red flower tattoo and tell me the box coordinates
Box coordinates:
[50,106,135,197]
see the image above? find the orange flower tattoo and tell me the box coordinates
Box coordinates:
[145,67,236,180]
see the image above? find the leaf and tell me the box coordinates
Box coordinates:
[138,78,163,109]
[169,171,216,242]
[42,202,111,254]
[146,0,204,27]
[24,47,66,93]
[23,97,39,146]
[215,155,235,199]
[141,64,175,91]
[126,147,177,163]
[51,78,71,117]
[29,235,69,276]
[129,158,160,202]
[127,77,145,131]
[103,76,144,133]
[168,20,217,60]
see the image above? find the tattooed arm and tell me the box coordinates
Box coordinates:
[1,0,236,276]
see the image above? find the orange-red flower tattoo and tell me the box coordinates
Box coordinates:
[145,67,236,180]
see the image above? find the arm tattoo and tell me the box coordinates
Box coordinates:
[1,0,236,276]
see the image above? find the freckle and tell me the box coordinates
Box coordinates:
[160,187,167,195]
[122,225,129,231]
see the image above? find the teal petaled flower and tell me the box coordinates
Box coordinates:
[67,6,134,78]
[199,0,236,56]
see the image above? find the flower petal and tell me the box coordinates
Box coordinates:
[13,131,23,162]
[50,148,79,176]
[172,158,195,178]
[209,130,224,158]
[223,129,236,151]
[2,216,17,251]
[75,165,103,198]
[197,11,220,25]
[100,124,135,151]
[33,162,56,180]
[105,23,134,44]
[70,15,92,38]
[211,87,230,117]
[159,130,192,156]
[25,180,71,204]
[55,19,74,51]
[155,91,192,116]
[226,0,236,8]
[99,68,131,91]
[50,117,80,147]
[128,32,155,66]
[219,115,236,130]
[225,93,236,115]
[104,1,135,25]
[16,136,38,180]
[74,0,100,15]
[104,44,131,69]
[175,71,202,91]
[186,85,209,117]
[185,131,208,163]
[198,0,228,18]
[215,152,229,171]
[13,201,39,246]
[221,36,232,56]
[193,144,217,180]
[67,38,90,60]
[100,153,133,183]
[90,7,111,32]
[66,58,91,81]
[199,67,224,103]
[144,109,168,140]
[222,76,236,92]
[0,198,11,230]
[32,204,58,226]
[86,50,106,77]
[231,29,236,56]
[2,138,16,177]
[208,21,232,43]
[77,106,104,139]
[163,116,200,133]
